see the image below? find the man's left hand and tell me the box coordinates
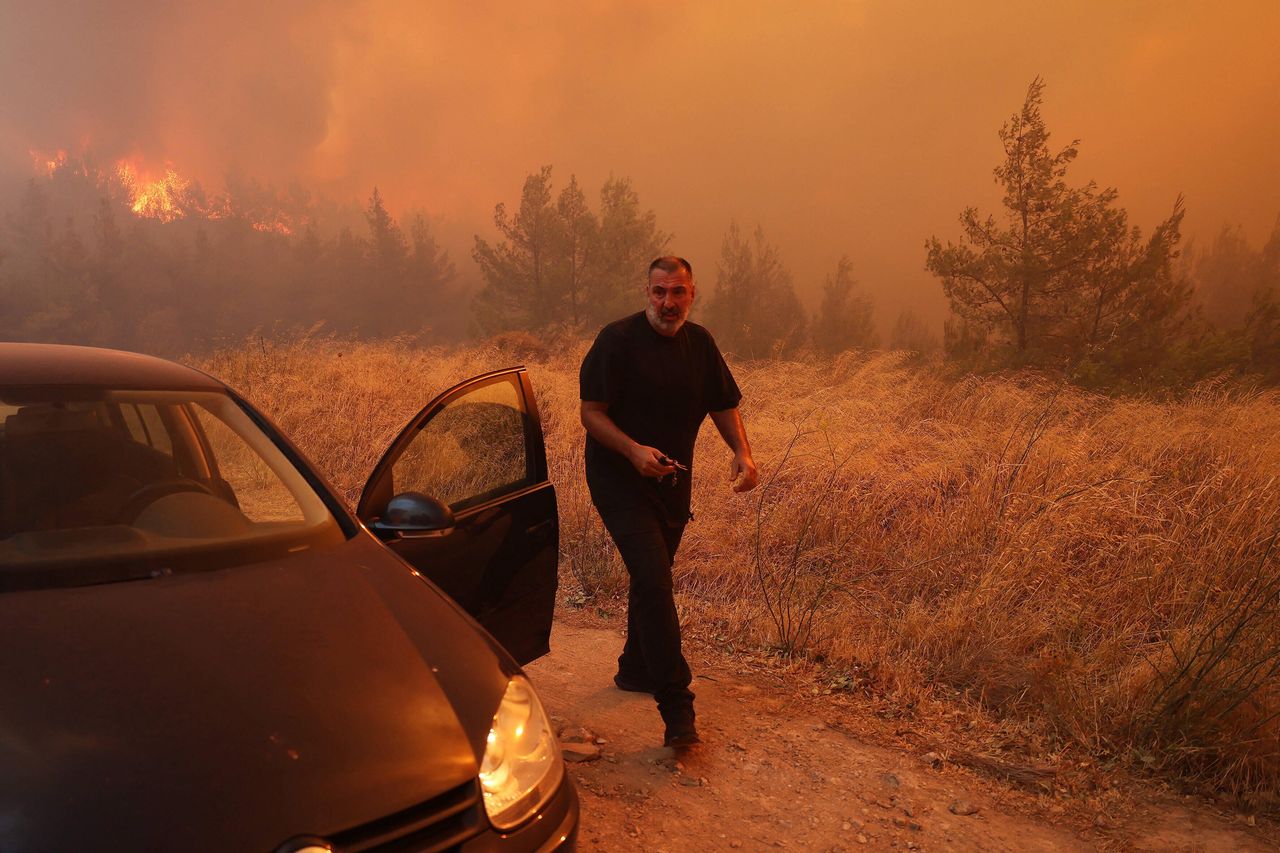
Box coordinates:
[729,453,759,493]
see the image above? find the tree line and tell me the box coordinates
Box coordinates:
[0,168,462,353]
[0,156,902,360]
[1,80,1275,388]
[469,165,898,358]
[460,78,1277,382]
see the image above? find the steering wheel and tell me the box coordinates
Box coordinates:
[118,478,215,524]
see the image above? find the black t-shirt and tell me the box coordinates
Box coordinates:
[579,311,742,523]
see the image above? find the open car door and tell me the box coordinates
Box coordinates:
[357,367,558,665]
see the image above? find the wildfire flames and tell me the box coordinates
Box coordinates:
[29,148,295,235]
[114,162,191,222]
[32,148,69,176]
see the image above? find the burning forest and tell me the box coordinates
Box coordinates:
[0,0,1278,844]
[32,148,297,232]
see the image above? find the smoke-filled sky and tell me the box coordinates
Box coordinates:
[2,0,1278,325]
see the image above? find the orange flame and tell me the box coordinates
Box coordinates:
[252,219,294,236]
[29,147,295,235]
[115,162,195,223]
[29,148,69,177]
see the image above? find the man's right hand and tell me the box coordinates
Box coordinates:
[581,402,676,480]
[628,444,678,479]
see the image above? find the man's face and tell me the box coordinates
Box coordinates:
[645,267,696,336]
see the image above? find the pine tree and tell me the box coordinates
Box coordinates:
[365,189,408,280]
[926,78,1192,375]
[556,175,597,328]
[326,225,370,334]
[1073,198,1195,379]
[705,222,807,358]
[408,214,456,292]
[472,169,669,333]
[1231,216,1280,380]
[472,166,563,333]
[812,255,877,355]
[590,176,668,325]
[407,213,459,336]
[362,188,411,334]
[1194,218,1280,329]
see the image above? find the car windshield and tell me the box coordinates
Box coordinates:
[0,388,344,590]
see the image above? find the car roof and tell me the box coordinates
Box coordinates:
[0,343,225,391]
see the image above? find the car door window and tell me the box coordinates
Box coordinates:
[391,375,530,511]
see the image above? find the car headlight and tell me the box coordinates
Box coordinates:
[479,675,564,831]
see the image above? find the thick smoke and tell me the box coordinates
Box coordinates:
[1,0,1277,324]
[0,1,340,180]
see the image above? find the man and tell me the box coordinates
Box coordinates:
[579,256,758,747]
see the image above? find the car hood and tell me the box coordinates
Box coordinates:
[0,535,512,853]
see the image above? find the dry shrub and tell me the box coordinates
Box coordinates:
[486,330,552,363]
[194,337,1280,803]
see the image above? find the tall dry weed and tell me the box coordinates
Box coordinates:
[195,337,1280,804]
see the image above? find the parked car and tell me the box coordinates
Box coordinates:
[0,342,577,852]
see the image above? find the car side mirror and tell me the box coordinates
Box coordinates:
[370,491,456,539]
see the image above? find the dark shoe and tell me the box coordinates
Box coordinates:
[663,724,701,748]
[613,673,657,694]
[661,706,699,748]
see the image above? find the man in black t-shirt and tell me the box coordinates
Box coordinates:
[579,256,758,747]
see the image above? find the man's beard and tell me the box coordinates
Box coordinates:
[646,304,686,334]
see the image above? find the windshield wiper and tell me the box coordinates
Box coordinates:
[0,563,173,593]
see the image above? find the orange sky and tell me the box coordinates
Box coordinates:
[2,0,1277,324]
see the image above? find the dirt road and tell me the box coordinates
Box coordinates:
[525,619,1275,852]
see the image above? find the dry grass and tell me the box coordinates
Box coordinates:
[195,335,1280,806]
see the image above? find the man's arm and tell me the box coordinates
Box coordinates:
[709,407,759,492]
[580,401,676,479]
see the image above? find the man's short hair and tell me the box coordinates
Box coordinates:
[648,256,693,279]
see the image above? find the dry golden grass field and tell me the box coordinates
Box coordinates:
[198,335,1280,810]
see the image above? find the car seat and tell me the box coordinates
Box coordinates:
[0,405,178,536]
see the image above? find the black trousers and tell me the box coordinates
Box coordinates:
[598,504,694,720]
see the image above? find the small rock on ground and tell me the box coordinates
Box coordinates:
[562,742,602,762]
[559,725,596,744]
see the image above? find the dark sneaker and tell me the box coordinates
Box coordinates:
[663,724,701,748]
[661,705,699,748]
[613,673,657,694]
